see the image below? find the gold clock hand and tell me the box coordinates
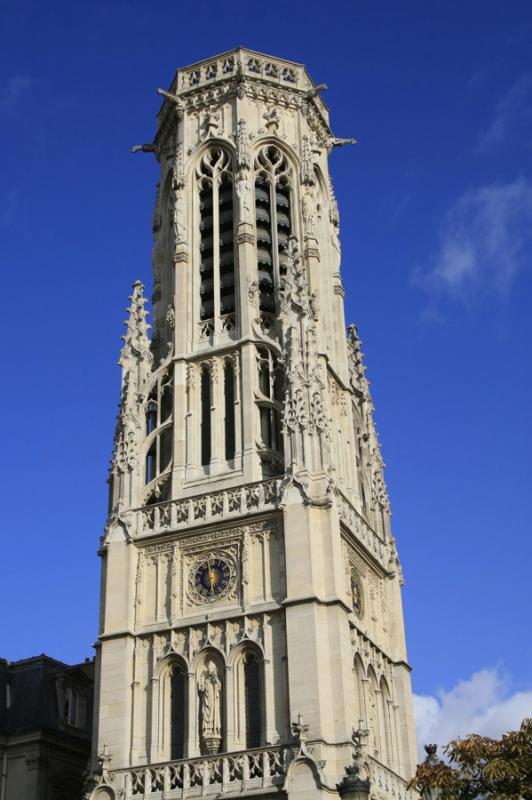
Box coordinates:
[208,559,215,595]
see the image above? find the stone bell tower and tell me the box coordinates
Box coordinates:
[85,48,418,800]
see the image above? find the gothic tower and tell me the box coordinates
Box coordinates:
[85,49,418,800]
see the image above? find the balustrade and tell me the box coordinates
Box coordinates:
[122,745,288,798]
[138,478,281,537]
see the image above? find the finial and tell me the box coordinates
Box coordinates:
[119,281,152,370]
[424,743,441,766]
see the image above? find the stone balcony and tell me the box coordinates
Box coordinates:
[120,745,289,798]
[116,748,415,800]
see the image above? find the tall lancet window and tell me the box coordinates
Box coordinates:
[197,147,236,337]
[170,664,186,760]
[256,346,284,475]
[254,146,292,321]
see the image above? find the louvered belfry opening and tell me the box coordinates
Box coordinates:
[255,180,274,313]
[199,182,214,321]
[218,173,235,317]
[197,147,236,333]
[254,145,292,318]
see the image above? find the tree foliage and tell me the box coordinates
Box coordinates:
[410,718,532,800]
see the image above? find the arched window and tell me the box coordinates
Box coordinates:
[256,347,284,474]
[233,647,263,750]
[146,399,158,435]
[380,677,394,768]
[200,366,211,466]
[171,664,186,760]
[144,369,174,488]
[152,657,188,763]
[353,655,366,730]
[224,360,236,461]
[367,667,381,758]
[243,652,262,748]
[254,146,292,321]
[197,148,236,335]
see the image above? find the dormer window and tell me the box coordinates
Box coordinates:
[64,686,78,727]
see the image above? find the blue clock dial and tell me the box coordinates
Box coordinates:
[195,558,232,599]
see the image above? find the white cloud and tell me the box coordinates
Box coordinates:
[0,76,33,115]
[476,75,532,154]
[413,178,532,306]
[413,667,532,761]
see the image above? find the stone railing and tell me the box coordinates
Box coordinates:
[138,479,281,536]
[177,49,303,93]
[368,757,417,800]
[335,489,390,571]
[122,746,289,798]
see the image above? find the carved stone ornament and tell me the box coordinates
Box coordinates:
[302,188,317,238]
[236,118,250,170]
[263,106,280,133]
[165,304,175,330]
[301,135,315,186]
[236,173,252,222]
[173,192,187,244]
[202,110,221,138]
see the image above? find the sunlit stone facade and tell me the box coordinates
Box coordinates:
[85,48,418,800]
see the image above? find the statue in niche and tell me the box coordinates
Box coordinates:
[302,189,316,237]
[236,173,252,223]
[173,194,186,244]
[198,660,222,754]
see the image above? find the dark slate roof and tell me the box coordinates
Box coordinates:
[0,653,94,738]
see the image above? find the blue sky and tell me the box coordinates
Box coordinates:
[1,0,531,749]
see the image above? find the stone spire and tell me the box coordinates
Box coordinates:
[347,322,392,528]
[119,280,153,384]
[109,282,153,512]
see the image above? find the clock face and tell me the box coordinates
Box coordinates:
[350,569,363,617]
[194,557,232,600]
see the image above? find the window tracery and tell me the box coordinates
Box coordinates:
[254,146,292,325]
[144,369,174,497]
[255,346,284,474]
[197,147,236,337]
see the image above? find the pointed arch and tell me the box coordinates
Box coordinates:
[194,143,238,338]
[231,641,265,750]
[379,675,394,768]
[253,142,298,320]
[353,654,366,730]
[151,654,188,762]
[367,665,381,758]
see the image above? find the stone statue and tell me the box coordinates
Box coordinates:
[198,661,222,753]
[236,175,252,222]
[302,191,316,237]
[173,194,186,243]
